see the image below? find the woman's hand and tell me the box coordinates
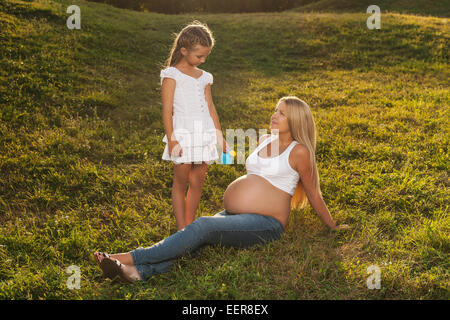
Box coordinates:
[169,140,182,157]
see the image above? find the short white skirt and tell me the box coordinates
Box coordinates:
[162,114,219,164]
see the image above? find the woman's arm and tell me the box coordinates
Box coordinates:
[293,145,338,230]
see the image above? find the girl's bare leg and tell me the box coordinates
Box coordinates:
[185,162,208,226]
[172,163,192,230]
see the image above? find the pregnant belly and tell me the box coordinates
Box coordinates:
[223,174,291,228]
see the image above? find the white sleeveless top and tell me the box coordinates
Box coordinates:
[245,135,300,196]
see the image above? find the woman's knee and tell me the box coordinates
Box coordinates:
[192,216,210,227]
[190,216,219,234]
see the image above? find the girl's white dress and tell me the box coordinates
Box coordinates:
[160,66,219,164]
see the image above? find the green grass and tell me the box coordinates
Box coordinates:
[0,0,449,299]
[290,0,450,17]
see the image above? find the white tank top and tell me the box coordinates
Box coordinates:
[245,135,300,196]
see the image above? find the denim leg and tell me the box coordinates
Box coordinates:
[200,212,284,248]
[129,217,213,265]
[130,210,283,265]
[129,210,284,280]
[134,260,175,282]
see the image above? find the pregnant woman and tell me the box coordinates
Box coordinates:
[95,96,349,283]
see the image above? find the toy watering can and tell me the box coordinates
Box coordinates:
[221,150,236,164]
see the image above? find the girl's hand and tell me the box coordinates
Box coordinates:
[221,138,230,153]
[169,140,182,157]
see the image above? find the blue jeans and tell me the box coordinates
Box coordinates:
[129,210,284,281]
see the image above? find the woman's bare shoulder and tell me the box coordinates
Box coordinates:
[292,142,308,153]
[290,143,311,172]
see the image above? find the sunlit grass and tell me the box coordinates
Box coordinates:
[0,0,448,299]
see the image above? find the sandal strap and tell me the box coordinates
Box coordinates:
[94,252,110,264]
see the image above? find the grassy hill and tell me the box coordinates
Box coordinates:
[0,0,448,299]
[290,0,450,17]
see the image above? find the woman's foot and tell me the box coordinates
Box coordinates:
[95,252,134,265]
[95,252,142,283]
[94,252,109,265]
[120,263,142,283]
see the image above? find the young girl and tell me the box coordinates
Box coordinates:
[160,21,229,230]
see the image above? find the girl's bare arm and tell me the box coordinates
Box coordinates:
[161,78,176,143]
[204,84,226,149]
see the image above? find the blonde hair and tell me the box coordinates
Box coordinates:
[279,96,323,210]
[164,20,215,68]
